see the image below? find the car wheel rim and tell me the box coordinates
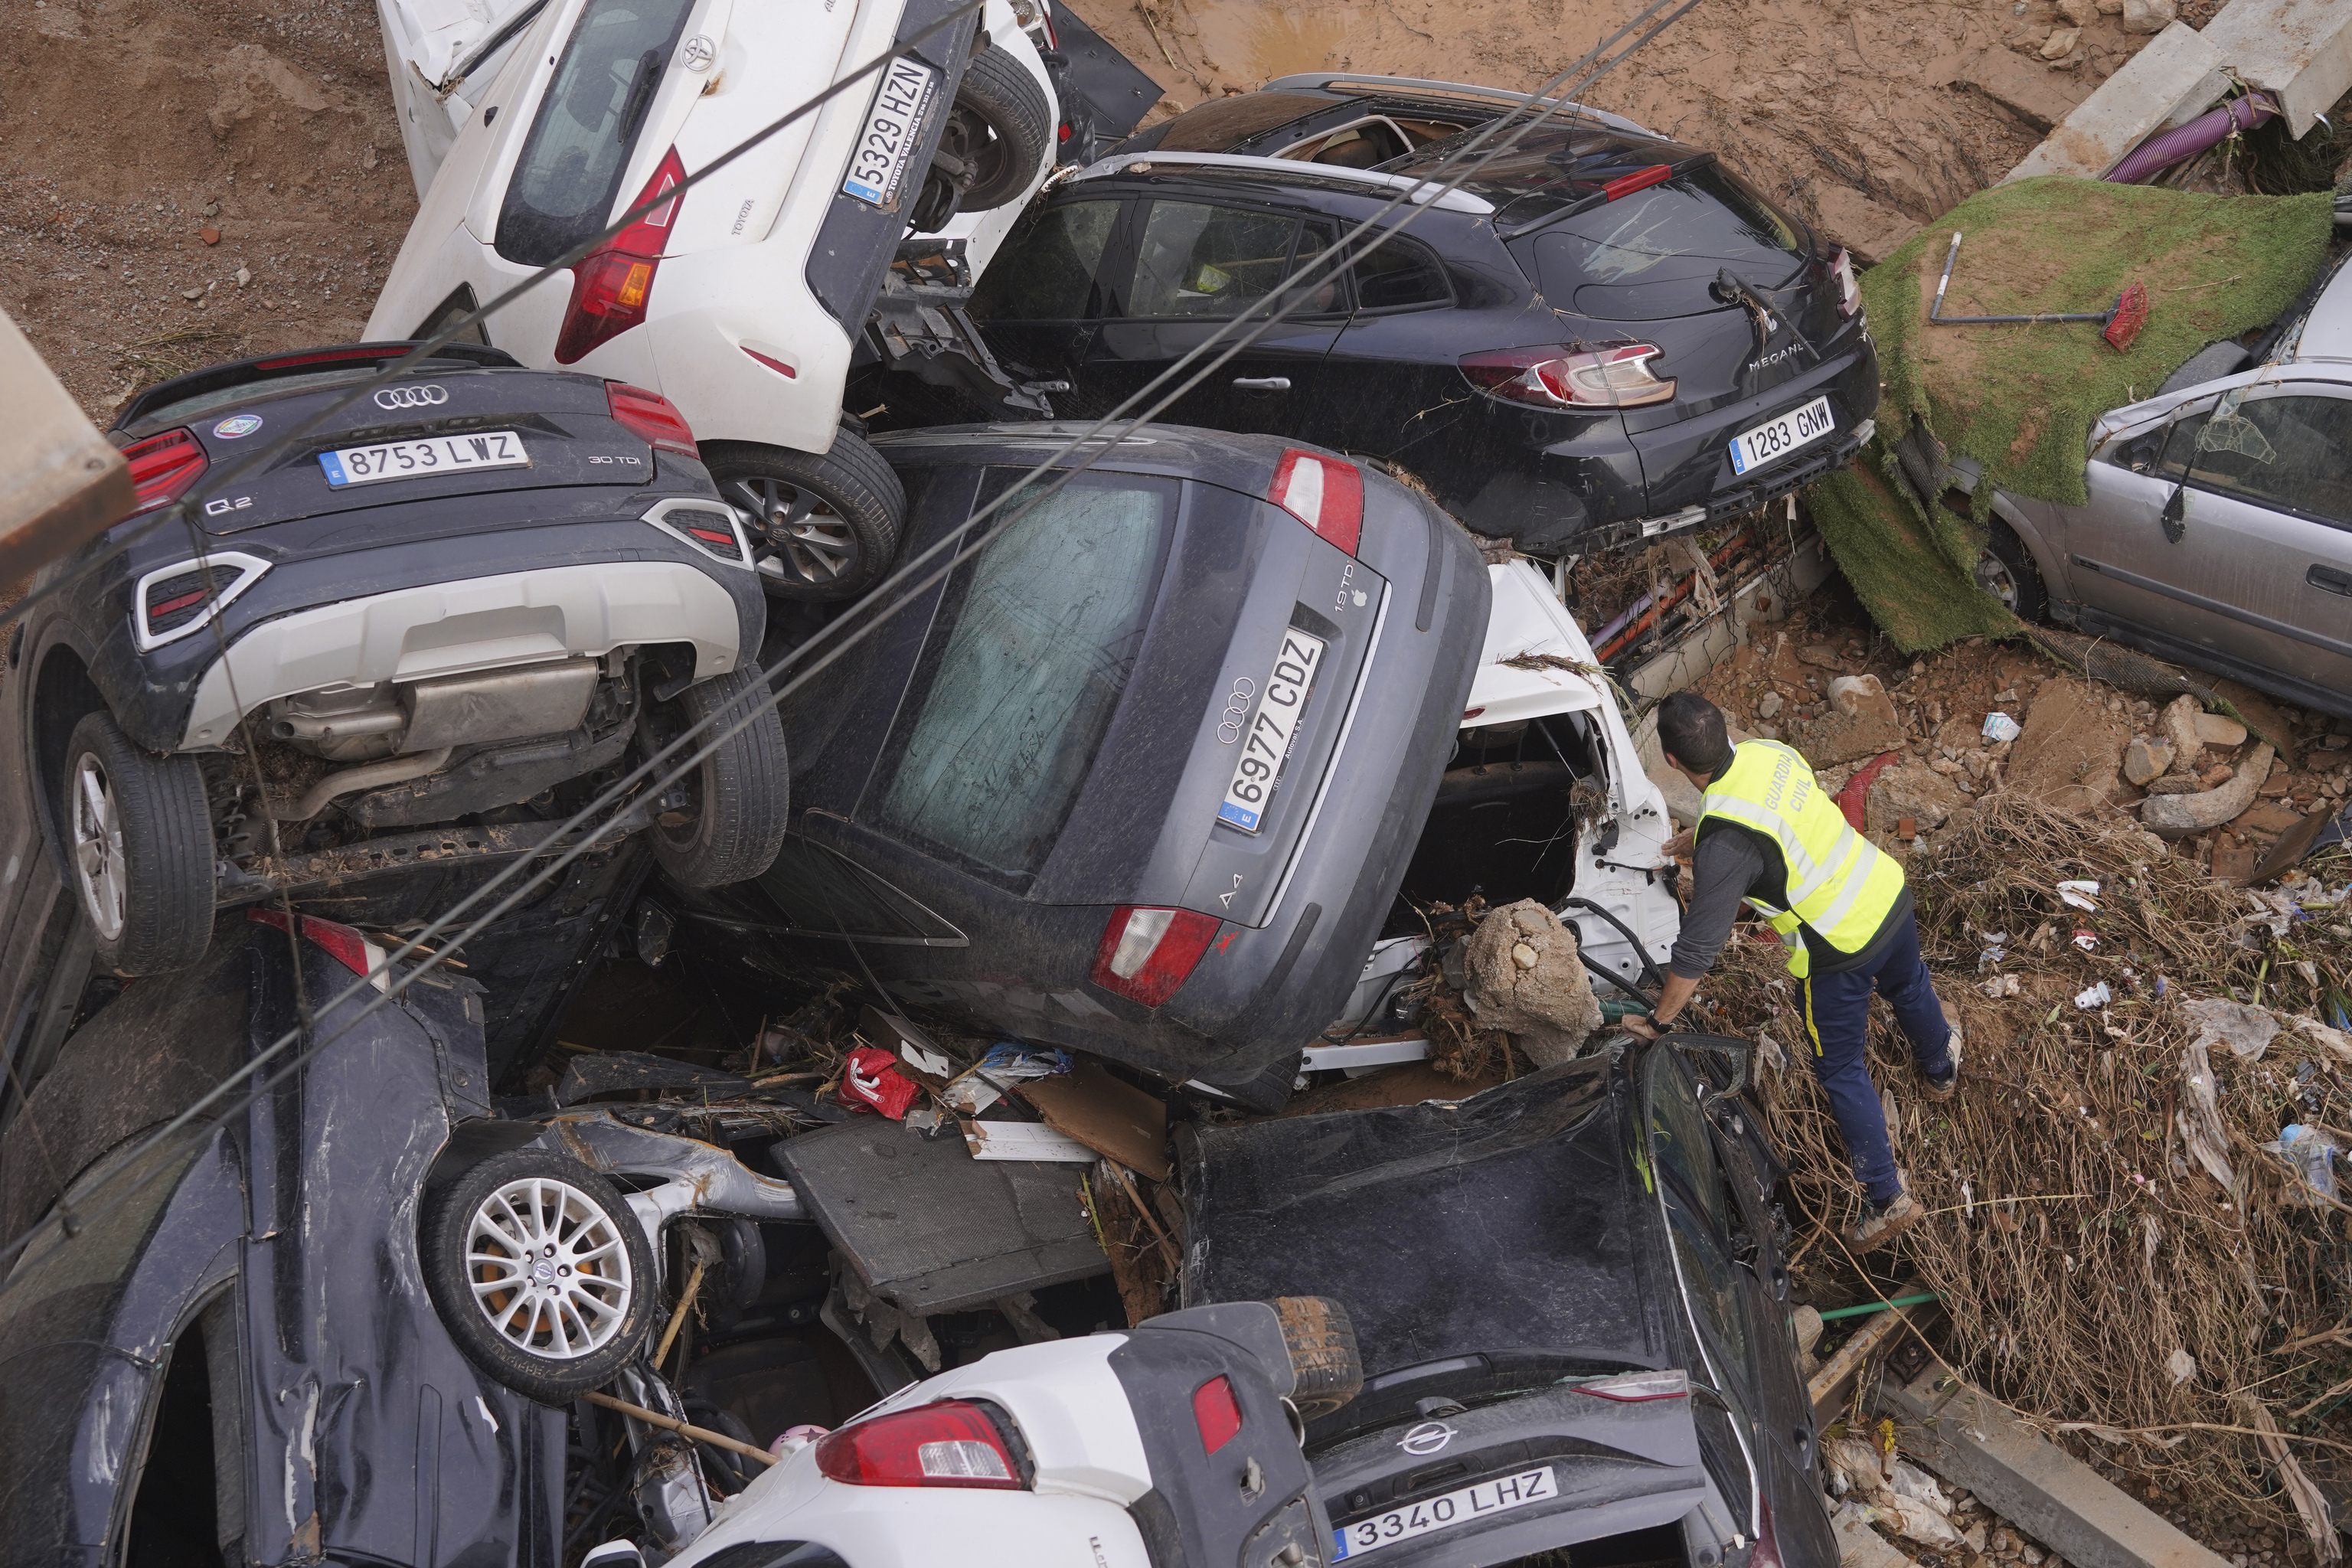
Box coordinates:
[70,753,127,942]
[727,475,858,587]
[463,1175,633,1361]
[1973,552,2019,609]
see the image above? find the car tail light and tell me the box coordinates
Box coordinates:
[1193,1375,1244,1454]
[122,428,208,515]
[1091,906,1221,1007]
[247,908,390,991]
[665,505,749,562]
[606,382,699,459]
[1566,1369,1688,1402]
[554,146,687,365]
[1459,345,1676,410]
[1268,449,1362,554]
[1601,163,1672,201]
[813,1401,1024,1490]
[1829,247,1862,319]
[132,550,270,651]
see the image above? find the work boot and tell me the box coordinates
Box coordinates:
[1849,1175,1924,1254]
[1920,1001,1962,1101]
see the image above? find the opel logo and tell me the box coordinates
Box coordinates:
[1399,1421,1456,1456]
[374,384,449,410]
[1216,676,1256,745]
[681,34,717,70]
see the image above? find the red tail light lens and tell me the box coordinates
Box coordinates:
[122,428,208,514]
[1269,449,1362,554]
[1829,247,1862,320]
[1459,345,1676,410]
[247,908,390,991]
[1192,1375,1243,1454]
[1091,906,1221,1007]
[813,1401,1024,1490]
[606,382,699,459]
[1601,163,1672,201]
[554,147,686,365]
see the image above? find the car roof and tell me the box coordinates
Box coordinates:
[1070,150,1498,214]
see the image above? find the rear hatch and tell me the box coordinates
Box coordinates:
[858,452,1384,931]
[117,351,662,537]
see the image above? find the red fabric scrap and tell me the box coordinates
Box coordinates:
[838,1046,921,1119]
[1834,750,1901,831]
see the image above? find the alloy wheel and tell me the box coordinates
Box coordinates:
[70,753,127,941]
[463,1174,635,1361]
[725,474,859,590]
[1972,551,2020,610]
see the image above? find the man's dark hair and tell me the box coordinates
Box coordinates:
[1658,691,1734,775]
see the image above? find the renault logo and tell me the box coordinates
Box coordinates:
[1398,1421,1456,1455]
[374,384,449,410]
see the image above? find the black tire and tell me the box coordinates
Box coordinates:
[1973,518,2048,622]
[705,435,905,603]
[942,47,1054,213]
[60,710,213,978]
[1275,1295,1364,1419]
[646,663,789,889]
[422,1148,657,1403]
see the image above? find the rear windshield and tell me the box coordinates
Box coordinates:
[1528,165,1808,319]
[873,471,1178,885]
[496,0,694,266]
[133,366,391,433]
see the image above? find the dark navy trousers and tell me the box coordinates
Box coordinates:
[1796,909,1952,1204]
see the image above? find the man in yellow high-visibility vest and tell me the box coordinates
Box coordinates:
[1624,693,1959,1253]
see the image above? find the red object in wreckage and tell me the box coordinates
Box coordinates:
[838,1045,922,1119]
[1834,750,1901,832]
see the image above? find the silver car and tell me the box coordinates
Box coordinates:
[1965,250,2352,721]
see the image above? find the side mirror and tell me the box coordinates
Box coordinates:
[583,1542,645,1568]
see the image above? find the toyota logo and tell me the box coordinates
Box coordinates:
[374,384,449,410]
[1398,1421,1456,1456]
[681,33,717,70]
[1216,676,1256,745]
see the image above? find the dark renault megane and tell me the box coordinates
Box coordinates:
[955,82,1878,555]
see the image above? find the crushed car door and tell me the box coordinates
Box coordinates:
[1080,198,1347,433]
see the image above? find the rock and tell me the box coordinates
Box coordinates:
[1794,1303,1824,1356]
[2119,0,2174,31]
[179,287,203,300]
[1511,942,1539,970]
[1799,644,1846,671]
[2095,0,2122,11]
[2123,737,2173,786]
[1828,674,1900,726]
[2200,763,2236,789]
[2212,678,2298,766]
[234,265,253,288]
[2160,694,2206,774]
[1867,763,1968,835]
[1965,1524,1989,1553]
[199,225,220,246]
[2143,745,2275,838]
[2055,0,2093,21]
[2147,774,2202,795]
[2212,837,2260,884]
[2234,802,2302,835]
[2007,678,2130,809]
[1461,900,1604,1067]
[2194,712,2247,747]
[2040,24,2081,57]
[1929,756,1964,776]
[1757,690,1785,720]
[2021,1550,2045,1567]
[1790,709,1909,767]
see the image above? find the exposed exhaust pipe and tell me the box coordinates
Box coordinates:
[276,747,454,821]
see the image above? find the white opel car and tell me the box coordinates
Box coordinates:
[369,0,1059,602]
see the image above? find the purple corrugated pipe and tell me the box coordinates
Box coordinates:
[2104,92,2277,185]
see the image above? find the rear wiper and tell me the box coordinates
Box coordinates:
[1713,265,1818,372]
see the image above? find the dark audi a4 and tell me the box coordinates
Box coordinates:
[959,96,1879,554]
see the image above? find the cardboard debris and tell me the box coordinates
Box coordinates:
[961,1117,1098,1163]
[1017,1059,1171,1181]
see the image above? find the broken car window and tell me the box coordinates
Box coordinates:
[872,472,1178,884]
[970,199,1122,322]
[1125,202,1303,319]
[2169,394,2352,529]
[496,0,695,266]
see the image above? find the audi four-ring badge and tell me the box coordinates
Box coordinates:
[374,383,449,410]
